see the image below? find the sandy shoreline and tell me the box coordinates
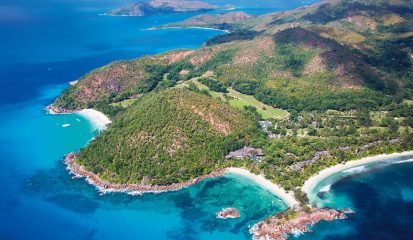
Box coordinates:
[46,105,111,130]
[302,151,413,195]
[64,153,297,206]
[227,167,298,207]
[77,109,112,130]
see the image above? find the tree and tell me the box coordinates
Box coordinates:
[357,110,372,127]
[405,116,413,128]
[307,126,317,136]
[280,128,287,136]
[388,118,399,134]
[294,189,309,206]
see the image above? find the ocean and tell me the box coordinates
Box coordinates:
[299,156,413,240]
[3,0,412,239]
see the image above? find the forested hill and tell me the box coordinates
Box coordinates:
[76,89,258,185]
[54,0,413,113]
[55,0,413,190]
[156,12,253,31]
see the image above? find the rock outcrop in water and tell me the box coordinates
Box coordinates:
[216,208,240,219]
[249,207,354,240]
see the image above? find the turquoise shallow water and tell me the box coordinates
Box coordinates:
[5,0,413,239]
[0,0,307,239]
[0,86,287,239]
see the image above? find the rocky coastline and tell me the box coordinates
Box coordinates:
[249,207,354,240]
[45,104,78,114]
[216,208,240,219]
[64,153,226,194]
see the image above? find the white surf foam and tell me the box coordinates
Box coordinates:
[394,159,413,164]
[342,165,366,174]
[319,184,331,192]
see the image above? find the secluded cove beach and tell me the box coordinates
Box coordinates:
[227,168,298,207]
[77,109,112,130]
[46,103,112,130]
[302,151,413,196]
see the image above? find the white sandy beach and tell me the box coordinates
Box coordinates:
[227,167,298,207]
[77,109,112,130]
[302,151,413,195]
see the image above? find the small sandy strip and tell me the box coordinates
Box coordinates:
[227,167,298,207]
[77,109,112,130]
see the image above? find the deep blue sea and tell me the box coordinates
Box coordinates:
[3,0,413,239]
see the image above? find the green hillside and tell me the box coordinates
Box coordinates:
[76,89,258,185]
[55,0,413,191]
[157,12,252,31]
[54,0,413,114]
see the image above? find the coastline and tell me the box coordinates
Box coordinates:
[46,105,111,130]
[302,151,413,195]
[77,109,112,130]
[64,153,227,195]
[227,167,298,208]
[64,153,297,207]
[144,26,231,33]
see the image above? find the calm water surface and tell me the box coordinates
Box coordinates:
[0,0,312,239]
[5,0,412,240]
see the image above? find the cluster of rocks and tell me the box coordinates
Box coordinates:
[216,208,240,219]
[249,207,354,240]
[45,104,76,114]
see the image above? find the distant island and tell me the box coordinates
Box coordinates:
[153,11,252,32]
[53,0,413,239]
[106,0,233,16]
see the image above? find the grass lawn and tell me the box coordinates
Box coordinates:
[227,89,289,119]
[183,79,289,119]
[403,99,413,105]
[111,98,137,108]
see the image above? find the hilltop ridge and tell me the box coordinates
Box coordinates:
[106,0,229,16]
[54,0,413,199]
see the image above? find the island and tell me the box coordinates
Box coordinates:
[52,0,413,238]
[106,0,231,17]
[250,207,354,240]
[216,208,240,219]
[154,11,252,32]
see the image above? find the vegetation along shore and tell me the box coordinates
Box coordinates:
[53,0,413,238]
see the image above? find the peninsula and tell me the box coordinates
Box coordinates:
[106,0,230,16]
[53,0,413,239]
[155,12,252,32]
